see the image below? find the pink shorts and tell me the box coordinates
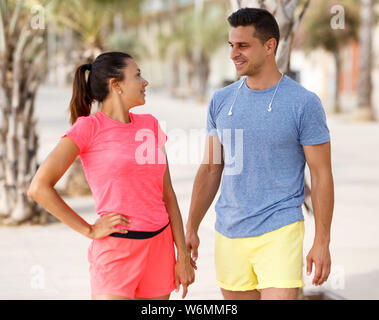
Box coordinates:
[88,224,176,298]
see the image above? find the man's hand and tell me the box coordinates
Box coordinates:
[185,231,200,263]
[306,243,331,286]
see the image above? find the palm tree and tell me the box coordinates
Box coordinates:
[0,0,146,224]
[0,0,50,224]
[156,1,229,100]
[193,3,230,101]
[353,0,376,121]
[51,0,143,63]
[301,0,359,114]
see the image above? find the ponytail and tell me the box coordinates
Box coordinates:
[68,52,133,125]
[68,63,93,125]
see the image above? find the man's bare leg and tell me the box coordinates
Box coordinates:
[221,288,261,300]
[260,288,299,300]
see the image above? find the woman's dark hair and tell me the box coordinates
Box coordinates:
[69,51,133,124]
[227,8,280,53]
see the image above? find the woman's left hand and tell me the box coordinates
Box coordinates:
[175,254,195,299]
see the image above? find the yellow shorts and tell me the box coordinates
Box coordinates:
[215,221,305,291]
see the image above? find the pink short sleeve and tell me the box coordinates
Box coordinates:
[61,116,94,154]
[154,117,167,148]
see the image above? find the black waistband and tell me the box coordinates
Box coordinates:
[109,222,170,239]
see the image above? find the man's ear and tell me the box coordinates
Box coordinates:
[264,38,278,56]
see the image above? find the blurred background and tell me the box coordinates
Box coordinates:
[0,0,378,300]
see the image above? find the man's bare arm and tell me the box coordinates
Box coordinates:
[303,141,334,286]
[185,135,224,260]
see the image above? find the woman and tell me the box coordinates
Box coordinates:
[27,51,195,300]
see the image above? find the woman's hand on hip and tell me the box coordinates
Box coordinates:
[89,212,130,239]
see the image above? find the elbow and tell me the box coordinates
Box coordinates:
[27,180,47,201]
[27,183,38,200]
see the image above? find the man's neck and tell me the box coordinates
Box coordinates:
[245,68,283,91]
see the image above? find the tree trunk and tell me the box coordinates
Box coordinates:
[197,50,210,102]
[169,0,180,96]
[0,2,49,225]
[185,52,196,94]
[353,0,375,121]
[62,158,92,197]
[333,51,341,114]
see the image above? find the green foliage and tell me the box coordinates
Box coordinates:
[105,31,146,59]
[302,0,360,53]
[157,2,229,60]
[50,0,144,50]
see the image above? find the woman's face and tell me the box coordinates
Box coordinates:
[117,58,149,108]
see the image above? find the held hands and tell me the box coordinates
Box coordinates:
[174,230,200,299]
[175,253,195,299]
[170,230,200,299]
[89,212,130,239]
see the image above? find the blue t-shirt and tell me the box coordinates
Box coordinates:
[206,75,330,238]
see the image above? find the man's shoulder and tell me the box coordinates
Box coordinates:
[283,75,321,105]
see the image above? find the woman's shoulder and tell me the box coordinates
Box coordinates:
[75,113,97,126]
[131,112,159,124]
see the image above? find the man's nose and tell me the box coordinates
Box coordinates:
[230,47,240,60]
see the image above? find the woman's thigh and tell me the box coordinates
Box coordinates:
[134,294,170,300]
[92,294,132,300]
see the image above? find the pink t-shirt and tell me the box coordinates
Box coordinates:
[61,111,169,231]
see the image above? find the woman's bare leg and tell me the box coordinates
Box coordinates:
[92,294,132,300]
[134,294,170,300]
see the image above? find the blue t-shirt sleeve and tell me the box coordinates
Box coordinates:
[299,94,330,146]
[206,94,219,137]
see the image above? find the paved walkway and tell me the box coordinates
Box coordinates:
[1,85,378,299]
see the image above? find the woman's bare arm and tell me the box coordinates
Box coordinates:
[161,147,195,298]
[27,137,129,239]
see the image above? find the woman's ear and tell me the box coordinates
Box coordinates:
[109,78,121,94]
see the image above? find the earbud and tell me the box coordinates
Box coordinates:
[227,77,245,116]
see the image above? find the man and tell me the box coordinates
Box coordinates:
[185,8,334,300]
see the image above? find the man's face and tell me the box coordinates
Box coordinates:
[228,26,267,77]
